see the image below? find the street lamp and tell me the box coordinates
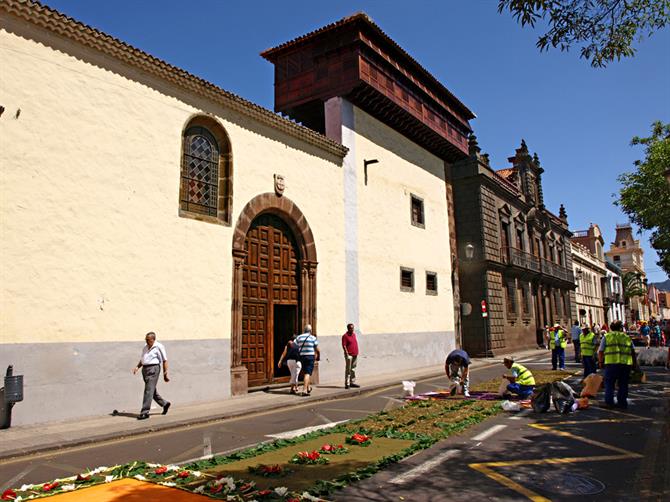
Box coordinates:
[465,243,475,260]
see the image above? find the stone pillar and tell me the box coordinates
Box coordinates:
[230,249,248,395]
[300,260,319,384]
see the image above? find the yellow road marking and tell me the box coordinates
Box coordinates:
[469,463,551,502]
[468,408,652,501]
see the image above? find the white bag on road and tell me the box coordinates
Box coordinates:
[402,380,416,397]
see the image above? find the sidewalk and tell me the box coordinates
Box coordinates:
[0,348,545,460]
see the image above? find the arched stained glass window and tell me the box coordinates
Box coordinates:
[182,127,219,215]
[179,116,232,224]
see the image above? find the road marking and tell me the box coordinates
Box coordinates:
[509,409,531,420]
[322,407,375,414]
[1,465,35,491]
[389,449,459,484]
[469,410,651,501]
[471,424,507,441]
[265,420,349,439]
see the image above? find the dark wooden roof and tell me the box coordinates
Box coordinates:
[261,12,475,161]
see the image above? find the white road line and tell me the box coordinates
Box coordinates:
[265,419,349,439]
[508,409,532,420]
[1,465,35,491]
[389,449,459,484]
[471,424,507,441]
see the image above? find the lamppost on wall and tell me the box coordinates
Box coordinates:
[463,241,490,357]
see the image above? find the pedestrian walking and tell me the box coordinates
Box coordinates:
[580,326,597,377]
[640,321,651,348]
[502,357,535,399]
[342,323,360,389]
[132,332,170,420]
[570,321,582,363]
[295,324,319,396]
[278,334,301,394]
[598,320,634,409]
[445,349,471,397]
[548,323,567,370]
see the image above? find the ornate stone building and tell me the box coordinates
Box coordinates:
[605,224,649,321]
[452,138,576,356]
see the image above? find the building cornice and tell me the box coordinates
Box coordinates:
[1,0,349,159]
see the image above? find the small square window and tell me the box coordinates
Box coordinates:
[400,267,414,292]
[426,272,438,295]
[411,195,425,228]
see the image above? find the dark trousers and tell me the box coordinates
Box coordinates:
[551,347,565,370]
[573,339,581,362]
[582,355,596,377]
[141,365,167,414]
[604,364,631,408]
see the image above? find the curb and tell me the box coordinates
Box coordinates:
[0,356,514,461]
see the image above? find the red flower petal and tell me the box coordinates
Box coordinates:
[155,466,168,474]
[177,471,190,478]
[210,484,223,494]
[1,489,17,501]
[258,490,272,496]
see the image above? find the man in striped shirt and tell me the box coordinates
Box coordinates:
[295,324,320,396]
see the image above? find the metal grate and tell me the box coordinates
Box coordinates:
[181,126,219,216]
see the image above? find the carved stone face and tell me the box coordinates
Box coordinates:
[274,174,285,195]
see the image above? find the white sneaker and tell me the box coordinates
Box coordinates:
[464,391,471,397]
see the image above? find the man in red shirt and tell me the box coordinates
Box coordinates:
[342,323,360,389]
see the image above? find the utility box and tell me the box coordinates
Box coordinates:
[4,374,23,403]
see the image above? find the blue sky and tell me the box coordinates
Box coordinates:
[44,1,670,282]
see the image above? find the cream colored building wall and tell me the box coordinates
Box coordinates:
[571,244,606,325]
[0,19,345,346]
[352,106,454,335]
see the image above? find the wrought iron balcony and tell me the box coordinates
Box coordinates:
[501,247,541,273]
[540,257,574,283]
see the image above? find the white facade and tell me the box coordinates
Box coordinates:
[604,261,625,324]
[0,4,457,425]
[571,242,607,326]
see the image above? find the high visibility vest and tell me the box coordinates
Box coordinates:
[549,329,567,349]
[580,332,596,357]
[511,362,535,386]
[603,331,633,366]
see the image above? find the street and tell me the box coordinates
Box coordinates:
[1,353,668,501]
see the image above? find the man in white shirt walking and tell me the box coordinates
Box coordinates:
[132,332,170,420]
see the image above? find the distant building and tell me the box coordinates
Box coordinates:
[604,260,626,324]
[605,224,649,321]
[658,290,670,320]
[571,238,607,327]
[452,139,576,356]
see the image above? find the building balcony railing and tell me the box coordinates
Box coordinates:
[501,247,541,273]
[540,257,575,283]
[499,247,574,283]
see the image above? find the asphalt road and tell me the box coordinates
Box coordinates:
[334,365,670,502]
[0,352,548,489]
[3,351,667,502]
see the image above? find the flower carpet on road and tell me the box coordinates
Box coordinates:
[4,371,575,500]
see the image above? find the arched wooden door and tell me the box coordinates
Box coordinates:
[242,213,300,387]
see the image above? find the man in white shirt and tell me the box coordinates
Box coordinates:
[132,332,170,420]
[570,321,582,363]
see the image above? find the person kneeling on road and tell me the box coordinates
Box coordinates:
[502,357,535,399]
[445,349,471,397]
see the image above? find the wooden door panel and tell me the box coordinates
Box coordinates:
[242,214,300,386]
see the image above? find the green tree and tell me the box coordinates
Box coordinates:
[621,271,646,301]
[498,0,670,67]
[617,121,670,276]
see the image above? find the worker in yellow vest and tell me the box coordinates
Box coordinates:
[598,320,634,409]
[502,357,536,399]
[579,326,597,377]
[549,323,568,370]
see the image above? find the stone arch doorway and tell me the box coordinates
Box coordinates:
[230,193,317,394]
